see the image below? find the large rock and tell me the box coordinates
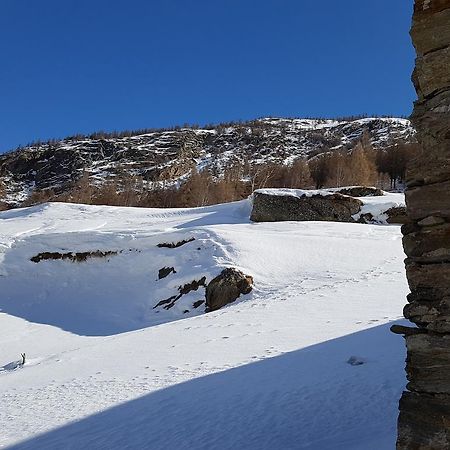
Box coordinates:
[385,206,408,224]
[250,190,362,223]
[205,268,253,312]
[334,186,383,197]
[396,1,450,448]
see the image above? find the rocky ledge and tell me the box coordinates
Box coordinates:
[250,187,406,224]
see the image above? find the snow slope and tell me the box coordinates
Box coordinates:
[0,199,408,449]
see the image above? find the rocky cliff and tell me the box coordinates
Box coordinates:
[396,1,450,448]
[0,117,414,206]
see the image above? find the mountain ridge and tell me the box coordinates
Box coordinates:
[0,116,415,206]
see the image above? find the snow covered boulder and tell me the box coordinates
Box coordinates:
[250,189,362,223]
[205,268,253,312]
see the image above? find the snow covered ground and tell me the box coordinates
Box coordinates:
[0,199,408,449]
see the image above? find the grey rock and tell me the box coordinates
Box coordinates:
[250,191,362,223]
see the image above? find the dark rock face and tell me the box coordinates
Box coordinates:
[0,118,415,205]
[250,191,362,223]
[205,268,253,312]
[396,1,450,448]
[30,250,117,263]
[385,206,408,224]
[153,277,207,310]
[158,267,176,280]
[335,186,383,197]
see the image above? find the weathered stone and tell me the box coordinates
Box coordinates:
[405,181,450,220]
[410,1,450,57]
[0,118,416,207]
[404,333,450,394]
[390,324,427,336]
[397,392,450,450]
[205,268,253,312]
[417,215,446,226]
[385,206,408,224]
[334,186,383,197]
[405,262,450,301]
[403,221,450,261]
[250,191,362,223]
[397,1,450,447]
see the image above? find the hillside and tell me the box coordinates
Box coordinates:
[0,198,409,449]
[0,117,415,206]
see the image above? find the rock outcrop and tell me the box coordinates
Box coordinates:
[385,206,408,225]
[250,190,362,223]
[334,186,383,197]
[395,1,450,448]
[205,268,253,312]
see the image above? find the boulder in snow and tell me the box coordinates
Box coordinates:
[334,186,383,197]
[205,268,253,312]
[250,189,362,223]
[385,206,408,224]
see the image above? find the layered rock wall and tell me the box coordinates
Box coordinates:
[396,1,450,448]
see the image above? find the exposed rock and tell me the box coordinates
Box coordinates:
[157,237,195,249]
[205,268,253,312]
[385,206,408,224]
[30,250,117,263]
[404,333,450,394]
[179,277,207,295]
[397,392,450,449]
[390,324,427,336]
[158,267,176,279]
[250,191,362,223]
[417,215,446,227]
[405,181,450,220]
[0,118,415,206]
[396,1,450,448]
[335,186,383,197]
[346,356,366,366]
[192,300,205,309]
[153,277,207,310]
[403,221,450,262]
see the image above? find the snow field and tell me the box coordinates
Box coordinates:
[0,199,408,449]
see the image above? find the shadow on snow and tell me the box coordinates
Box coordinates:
[9,322,406,450]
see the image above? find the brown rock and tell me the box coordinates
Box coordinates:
[397,391,450,450]
[334,186,383,197]
[405,262,450,301]
[385,206,408,224]
[404,333,450,394]
[403,221,450,262]
[397,1,450,447]
[205,268,253,312]
[405,181,450,220]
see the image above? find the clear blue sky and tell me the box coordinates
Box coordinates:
[0,0,416,152]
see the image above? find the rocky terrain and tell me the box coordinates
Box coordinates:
[250,188,406,224]
[0,117,415,206]
[395,1,450,448]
